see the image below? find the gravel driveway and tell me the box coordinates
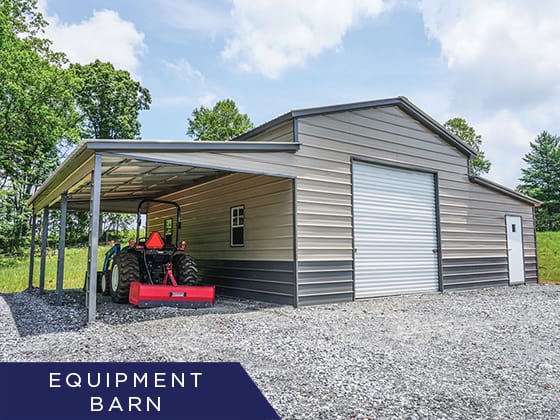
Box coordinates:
[1,285,559,419]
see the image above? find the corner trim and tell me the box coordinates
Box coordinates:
[350,158,356,301]
[434,173,444,292]
[292,178,299,308]
[533,207,540,284]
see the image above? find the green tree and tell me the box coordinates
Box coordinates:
[444,117,491,176]
[71,60,151,139]
[187,99,253,141]
[0,0,80,252]
[70,60,152,242]
[517,131,560,231]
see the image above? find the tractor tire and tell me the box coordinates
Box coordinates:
[101,270,111,296]
[172,254,198,285]
[110,252,139,303]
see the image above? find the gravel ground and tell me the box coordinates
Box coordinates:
[1,285,560,419]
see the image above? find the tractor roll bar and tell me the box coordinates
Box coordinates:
[136,199,182,248]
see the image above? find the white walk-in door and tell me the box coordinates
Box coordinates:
[506,215,525,285]
[353,161,440,297]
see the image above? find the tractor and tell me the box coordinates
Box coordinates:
[100,199,214,308]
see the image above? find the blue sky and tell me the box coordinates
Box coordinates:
[38,0,560,189]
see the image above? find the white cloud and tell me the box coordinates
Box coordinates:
[159,0,230,35]
[157,58,218,109]
[476,110,536,187]
[222,0,386,78]
[39,2,146,80]
[163,58,204,81]
[417,0,560,188]
[419,0,560,110]
[156,0,390,78]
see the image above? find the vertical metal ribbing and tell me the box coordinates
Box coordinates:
[87,154,102,323]
[28,214,37,289]
[56,193,68,305]
[39,207,49,294]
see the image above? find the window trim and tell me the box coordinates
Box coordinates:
[230,205,245,247]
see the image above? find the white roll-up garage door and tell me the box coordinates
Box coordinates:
[352,161,440,298]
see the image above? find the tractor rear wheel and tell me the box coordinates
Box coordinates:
[173,254,198,285]
[101,270,111,296]
[110,252,139,303]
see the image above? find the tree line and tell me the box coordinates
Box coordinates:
[517,132,560,231]
[1,0,557,256]
[0,0,150,253]
[444,118,560,232]
[0,0,253,254]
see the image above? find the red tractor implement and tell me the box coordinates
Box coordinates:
[108,199,215,308]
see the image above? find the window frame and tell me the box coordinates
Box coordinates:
[230,205,245,247]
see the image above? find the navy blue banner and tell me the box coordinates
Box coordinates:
[0,362,279,419]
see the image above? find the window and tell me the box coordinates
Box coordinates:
[230,206,244,246]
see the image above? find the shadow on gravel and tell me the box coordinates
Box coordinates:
[1,288,277,337]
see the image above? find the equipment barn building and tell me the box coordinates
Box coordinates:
[28,97,540,322]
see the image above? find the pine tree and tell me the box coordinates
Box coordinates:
[517,131,560,231]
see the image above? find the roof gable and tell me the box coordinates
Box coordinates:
[233,96,476,158]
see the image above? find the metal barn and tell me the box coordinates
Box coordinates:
[28,97,540,322]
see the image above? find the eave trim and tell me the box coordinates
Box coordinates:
[470,176,542,206]
[86,140,300,153]
[232,96,477,158]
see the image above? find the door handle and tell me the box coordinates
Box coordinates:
[432,249,438,254]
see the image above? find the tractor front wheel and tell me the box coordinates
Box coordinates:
[173,254,198,285]
[110,252,139,303]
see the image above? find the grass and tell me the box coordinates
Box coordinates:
[0,247,108,293]
[0,233,559,293]
[536,232,560,283]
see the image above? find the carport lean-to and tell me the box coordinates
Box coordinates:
[27,97,541,324]
[27,140,300,323]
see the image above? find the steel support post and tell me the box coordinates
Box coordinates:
[86,154,102,323]
[28,214,37,289]
[39,207,49,294]
[56,193,68,305]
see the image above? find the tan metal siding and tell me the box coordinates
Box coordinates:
[240,121,294,142]
[147,173,293,261]
[296,106,537,300]
[295,108,469,265]
[138,105,536,304]
[146,173,295,305]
